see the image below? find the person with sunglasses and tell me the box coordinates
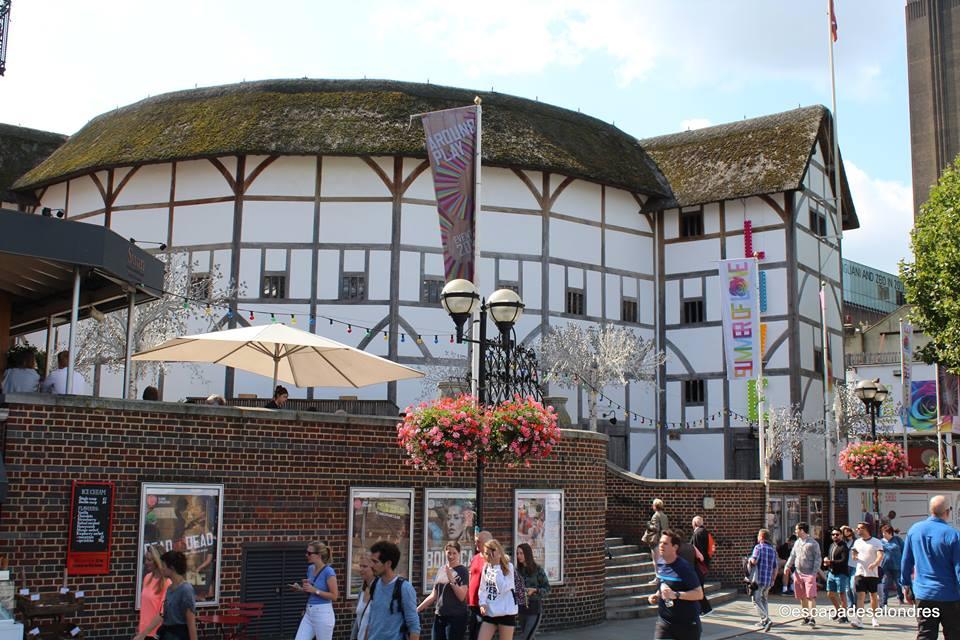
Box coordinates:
[823,529,850,624]
[291,542,338,640]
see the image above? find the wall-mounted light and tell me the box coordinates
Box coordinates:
[41,207,65,218]
[129,237,168,251]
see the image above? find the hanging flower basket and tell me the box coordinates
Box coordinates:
[397,395,487,472]
[487,395,561,467]
[838,440,910,478]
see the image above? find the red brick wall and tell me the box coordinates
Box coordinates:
[0,396,608,639]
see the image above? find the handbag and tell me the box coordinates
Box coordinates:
[641,518,659,546]
[512,567,528,607]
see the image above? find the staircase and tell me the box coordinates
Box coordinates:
[604,537,740,620]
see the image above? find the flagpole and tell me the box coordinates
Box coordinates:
[936,363,945,478]
[900,318,910,472]
[470,98,483,401]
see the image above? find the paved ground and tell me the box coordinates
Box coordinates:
[542,594,923,639]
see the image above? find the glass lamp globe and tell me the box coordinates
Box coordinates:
[487,288,525,329]
[440,279,480,316]
[854,378,878,402]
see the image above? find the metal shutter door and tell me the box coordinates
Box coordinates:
[241,546,309,639]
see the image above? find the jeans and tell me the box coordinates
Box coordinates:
[752,585,771,624]
[433,613,469,640]
[294,604,335,640]
[654,618,701,640]
[916,599,960,640]
[468,606,482,640]
[518,611,543,640]
[879,567,902,606]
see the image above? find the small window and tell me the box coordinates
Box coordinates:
[340,273,366,301]
[422,278,444,304]
[621,299,638,323]
[566,288,585,316]
[680,210,704,238]
[262,274,286,299]
[682,299,705,324]
[809,210,827,237]
[684,380,704,405]
[877,284,890,302]
[896,290,906,306]
[189,273,212,299]
[814,348,824,374]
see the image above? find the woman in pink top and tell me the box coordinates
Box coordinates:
[139,548,171,639]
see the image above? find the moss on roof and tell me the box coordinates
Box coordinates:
[639,105,858,229]
[13,79,672,198]
[0,123,67,202]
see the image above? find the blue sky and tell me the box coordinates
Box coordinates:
[0,0,912,272]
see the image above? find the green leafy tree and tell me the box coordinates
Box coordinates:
[901,157,960,369]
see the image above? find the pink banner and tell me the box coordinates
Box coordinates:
[422,106,478,281]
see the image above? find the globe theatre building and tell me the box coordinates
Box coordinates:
[11,79,858,481]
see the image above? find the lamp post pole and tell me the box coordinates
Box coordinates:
[868,398,880,529]
[855,378,887,532]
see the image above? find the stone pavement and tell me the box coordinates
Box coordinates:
[542,594,922,639]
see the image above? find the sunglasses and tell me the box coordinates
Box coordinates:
[306,550,319,555]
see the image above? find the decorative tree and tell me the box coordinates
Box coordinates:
[537,324,664,431]
[833,382,899,440]
[901,156,960,370]
[74,252,240,398]
[415,351,469,403]
[761,405,810,511]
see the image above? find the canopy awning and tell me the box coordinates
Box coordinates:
[0,208,165,335]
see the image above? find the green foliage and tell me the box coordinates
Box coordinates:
[5,343,45,375]
[901,156,960,372]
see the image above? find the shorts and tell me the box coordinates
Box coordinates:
[481,614,517,626]
[793,572,818,599]
[826,572,850,593]
[855,576,880,593]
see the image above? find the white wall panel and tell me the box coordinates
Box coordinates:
[68,176,104,215]
[401,203,442,247]
[605,274,620,319]
[606,187,648,232]
[343,250,364,272]
[317,250,340,299]
[483,168,540,210]
[319,202,392,244]
[752,229,786,262]
[664,239,719,274]
[245,156,315,197]
[289,250,312,298]
[639,280,655,325]
[668,434,725,479]
[40,182,68,212]
[763,321,791,369]
[403,159,435,200]
[605,229,652,272]
[523,262,541,308]
[630,432,657,476]
[239,249,261,296]
[586,270,602,316]
[665,281,680,324]
[243,201,314,242]
[550,218,600,265]
[113,164,172,206]
[666,327,723,374]
[109,208,168,246]
[552,180,600,222]
[549,264,565,311]
[703,203,721,234]
[321,157,391,197]
[368,250,391,300]
[175,159,234,200]
[399,251,420,300]
[479,211,541,255]
[173,202,234,246]
[213,250,232,291]
[663,209,680,240]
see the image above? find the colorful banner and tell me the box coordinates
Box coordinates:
[901,322,913,428]
[908,380,938,431]
[937,366,958,432]
[422,106,479,281]
[137,483,223,608]
[720,258,761,380]
[422,490,476,594]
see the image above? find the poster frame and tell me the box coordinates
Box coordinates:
[422,489,476,594]
[513,489,565,585]
[346,487,415,600]
[136,482,224,609]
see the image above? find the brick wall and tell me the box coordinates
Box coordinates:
[0,395,608,639]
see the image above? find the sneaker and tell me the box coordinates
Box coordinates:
[838,615,848,624]
[871,617,880,628]
[851,618,863,629]
[762,620,773,632]
[645,578,659,585]
[807,617,816,628]
[754,620,767,628]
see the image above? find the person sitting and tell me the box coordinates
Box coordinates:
[2,350,40,393]
[264,385,289,409]
[205,394,226,406]
[142,386,160,401]
[39,351,86,395]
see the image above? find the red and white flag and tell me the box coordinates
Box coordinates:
[829,0,838,42]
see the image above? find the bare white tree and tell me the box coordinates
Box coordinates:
[833,382,899,440]
[537,324,664,431]
[762,404,811,516]
[414,351,469,404]
[74,252,241,398]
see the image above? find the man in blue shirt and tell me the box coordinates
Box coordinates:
[900,495,960,640]
[879,524,904,607]
[748,528,777,632]
[648,530,703,640]
[367,541,421,640]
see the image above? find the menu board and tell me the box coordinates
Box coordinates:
[66,481,114,575]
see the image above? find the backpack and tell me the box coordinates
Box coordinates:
[512,566,528,608]
[370,576,410,638]
[706,532,717,559]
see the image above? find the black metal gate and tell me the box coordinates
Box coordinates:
[241,544,309,638]
[476,340,543,404]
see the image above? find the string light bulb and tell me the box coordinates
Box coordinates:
[249,310,255,321]
[291,315,297,325]
[347,324,352,333]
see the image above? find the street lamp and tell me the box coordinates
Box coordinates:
[441,279,525,531]
[854,378,889,531]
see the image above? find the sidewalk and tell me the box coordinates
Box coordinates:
[542,594,921,639]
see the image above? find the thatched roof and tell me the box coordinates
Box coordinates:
[639,105,859,229]
[0,124,67,204]
[13,79,672,198]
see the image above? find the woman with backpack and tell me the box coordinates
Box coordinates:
[515,543,550,640]
[478,539,519,640]
[417,541,469,640]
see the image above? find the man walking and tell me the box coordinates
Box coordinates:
[850,521,884,629]
[466,530,491,640]
[747,529,777,632]
[901,495,960,640]
[647,530,703,640]
[823,528,850,624]
[783,522,821,628]
[367,541,421,640]
[879,524,904,607]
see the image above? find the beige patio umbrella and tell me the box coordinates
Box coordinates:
[132,323,423,390]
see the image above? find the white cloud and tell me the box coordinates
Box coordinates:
[842,161,913,275]
[680,118,712,131]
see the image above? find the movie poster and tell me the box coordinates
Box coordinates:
[347,488,414,598]
[514,490,564,584]
[136,483,223,608]
[422,490,476,594]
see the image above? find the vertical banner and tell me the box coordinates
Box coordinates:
[421,106,479,281]
[720,258,761,380]
[901,322,913,428]
[937,366,958,433]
